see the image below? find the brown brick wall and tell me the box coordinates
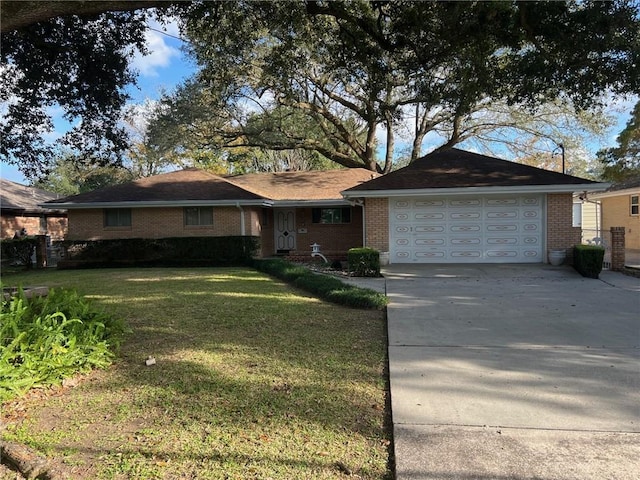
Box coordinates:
[364,198,389,252]
[546,193,581,262]
[289,207,363,259]
[259,209,274,257]
[67,207,248,240]
[46,217,68,240]
[600,194,640,250]
[1,214,67,240]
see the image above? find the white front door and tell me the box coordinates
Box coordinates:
[274,209,296,253]
[389,194,544,263]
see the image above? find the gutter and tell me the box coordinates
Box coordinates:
[38,199,272,210]
[269,199,353,207]
[341,183,611,199]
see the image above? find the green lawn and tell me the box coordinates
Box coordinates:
[1,267,391,479]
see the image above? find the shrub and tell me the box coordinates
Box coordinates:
[0,287,127,401]
[59,236,259,268]
[253,258,387,309]
[0,237,38,269]
[573,245,605,278]
[348,247,381,277]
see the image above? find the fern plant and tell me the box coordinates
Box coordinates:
[1,286,127,401]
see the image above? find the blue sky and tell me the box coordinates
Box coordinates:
[0,19,636,185]
[0,19,194,184]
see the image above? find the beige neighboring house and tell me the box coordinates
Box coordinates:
[590,177,640,261]
[0,178,67,240]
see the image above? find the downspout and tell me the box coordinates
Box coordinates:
[361,200,366,247]
[236,202,245,236]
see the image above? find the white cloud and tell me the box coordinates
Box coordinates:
[131,21,181,77]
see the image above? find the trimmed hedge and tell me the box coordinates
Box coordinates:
[573,244,605,278]
[0,237,38,269]
[59,236,259,268]
[253,258,387,310]
[348,247,381,277]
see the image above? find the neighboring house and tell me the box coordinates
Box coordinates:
[590,176,640,252]
[342,148,608,264]
[42,149,608,265]
[0,178,67,240]
[573,194,601,243]
[42,168,379,259]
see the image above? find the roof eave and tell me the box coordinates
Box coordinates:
[270,199,352,207]
[342,183,610,198]
[39,199,271,209]
[590,185,640,199]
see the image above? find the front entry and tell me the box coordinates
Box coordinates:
[274,209,296,253]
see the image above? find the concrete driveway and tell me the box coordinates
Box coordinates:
[383,264,639,480]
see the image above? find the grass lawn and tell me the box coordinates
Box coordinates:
[1,267,391,479]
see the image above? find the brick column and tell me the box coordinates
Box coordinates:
[35,235,48,268]
[546,193,581,264]
[610,227,626,271]
[364,198,389,252]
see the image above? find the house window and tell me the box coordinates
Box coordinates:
[104,209,131,227]
[572,203,582,227]
[184,207,213,226]
[631,195,639,216]
[311,207,351,224]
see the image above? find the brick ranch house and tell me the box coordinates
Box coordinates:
[42,148,608,265]
[42,167,380,260]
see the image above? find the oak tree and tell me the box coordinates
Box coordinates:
[151,0,639,172]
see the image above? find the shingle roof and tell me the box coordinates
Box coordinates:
[0,179,64,213]
[606,176,640,192]
[344,148,600,193]
[45,169,265,206]
[227,168,380,201]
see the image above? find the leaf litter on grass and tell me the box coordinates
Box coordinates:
[1,268,391,479]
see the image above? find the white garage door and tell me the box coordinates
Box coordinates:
[389,195,544,263]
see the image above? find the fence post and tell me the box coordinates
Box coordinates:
[610,227,626,271]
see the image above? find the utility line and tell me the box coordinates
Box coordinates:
[147,26,188,43]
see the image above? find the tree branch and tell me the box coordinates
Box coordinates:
[1,0,175,33]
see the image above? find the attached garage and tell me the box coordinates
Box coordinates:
[342,148,609,265]
[389,194,543,263]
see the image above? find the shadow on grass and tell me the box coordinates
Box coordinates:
[2,267,391,478]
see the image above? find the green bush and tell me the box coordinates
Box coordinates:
[0,237,38,269]
[293,272,345,296]
[573,245,605,278]
[0,287,127,401]
[60,236,260,268]
[348,247,381,277]
[253,258,387,309]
